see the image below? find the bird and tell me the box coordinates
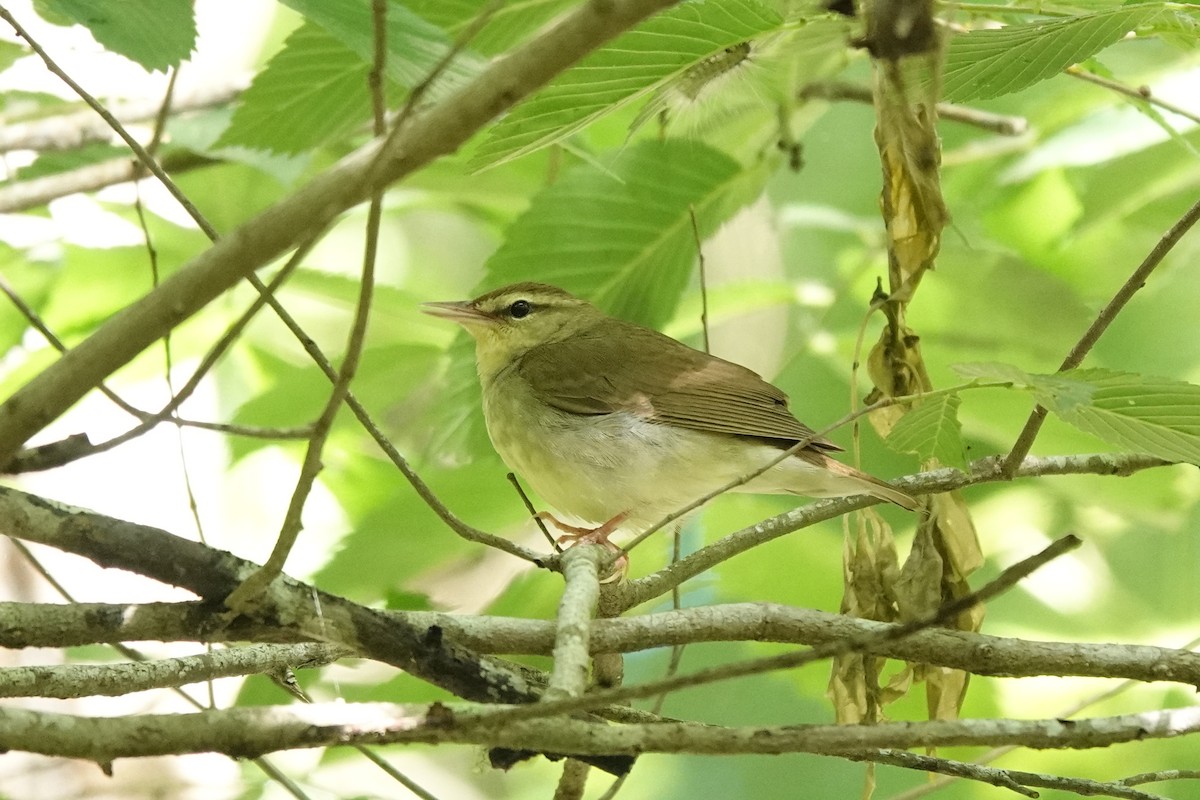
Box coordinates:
[423,282,917,550]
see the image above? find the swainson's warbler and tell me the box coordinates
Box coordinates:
[424,283,917,547]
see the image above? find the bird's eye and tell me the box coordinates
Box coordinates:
[508,300,532,319]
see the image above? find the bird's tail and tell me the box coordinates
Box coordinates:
[813,454,920,511]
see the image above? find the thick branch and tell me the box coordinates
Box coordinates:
[0,0,682,466]
[1,701,1197,762]
[6,600,1198,691]
[0,485,551,709]
[546,545,603,700]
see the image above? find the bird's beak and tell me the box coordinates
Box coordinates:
[421,300,494,327]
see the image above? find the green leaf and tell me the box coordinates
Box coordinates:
[470,0,783,171]
[483,139,771,329]
[218,23,374,154]
[222,1,487,154]
[0,39,26,74]
[405,0,577,55]
[0,252,55,355]
[1036,369,1200,465]
[953,361,1036,386]
[35,0,196,72]
[885,393,968,471]
[278,0,483,88]
[942,6,1163,102]
[954,363,1200,464]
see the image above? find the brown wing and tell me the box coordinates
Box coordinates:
[516,320,840,451]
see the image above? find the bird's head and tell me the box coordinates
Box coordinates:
[423,282,602,381]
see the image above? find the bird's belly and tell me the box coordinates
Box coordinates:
[483,381,773,530]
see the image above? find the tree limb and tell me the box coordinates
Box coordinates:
[0,0,683,466]
[5,600,1198,691]
[1,701,1196,762]
[0,643,348,699]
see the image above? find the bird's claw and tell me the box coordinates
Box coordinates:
[536,510,630,582]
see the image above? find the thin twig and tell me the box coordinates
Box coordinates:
[54,241,316,464]
[653,521,687,717]
[352,747,442,800]
[508,472,561,549]
[4,701,1200,763]
[1120,770,1200,787]
[1066,65,1200,127]
[168,420,315,439]
[801,81,1028,136]
[0,644,348,699]
[613,453,1165,612]
[224,0,389,610]
[851,749,1166,800]
[1001,196,1200,476]
[0,7,220,240]
[0,274,145,420]
[886,631,1200,800]
[388,0,504,136]
[621,380,1006,553]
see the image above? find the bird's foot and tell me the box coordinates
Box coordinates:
[536,511,630,583]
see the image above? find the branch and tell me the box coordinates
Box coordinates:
[0,484,553,708]
[0,644,347,699]
[0,80,245,153]
[611,453,1170,610]
[800,81,1028,136]
[0,0,683,466]
[547,546,604,700]
[6,600,1199,691]
[1066,65,1200,127]
[0,151,215,213]
[1,701,1197,761]
[847,749,1165,800]
[1001,196,1200,475]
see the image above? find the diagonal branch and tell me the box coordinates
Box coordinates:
[0,0,684,466]
[1000,196,1200,476]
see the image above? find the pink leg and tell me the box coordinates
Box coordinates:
[535,511,630,582]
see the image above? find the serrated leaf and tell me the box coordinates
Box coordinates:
[484,139,770,329]
[219,23,375,154]
[278,0,483,88]
[885,393,968,471]
[406,0,577,55]
[223,2,486,154]
[470,0,783,171]
[1033,368,1200,464]
[36,0,195,72]
[952,361,1035,386]
[942,6,1163,102]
